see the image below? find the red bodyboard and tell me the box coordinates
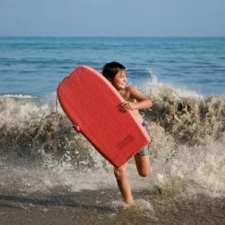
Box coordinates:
[57,66,150,167]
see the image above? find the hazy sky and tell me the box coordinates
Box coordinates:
[0,0,225,36]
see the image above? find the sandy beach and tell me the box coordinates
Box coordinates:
[1,185,225,225]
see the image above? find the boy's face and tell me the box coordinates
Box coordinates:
[112,69,128,90]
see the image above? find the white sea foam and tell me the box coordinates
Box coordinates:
[0,91,225,200]
[0,167,115,194]
[2,94,35,99]
[151,140,225,198]
[141,69,203,99]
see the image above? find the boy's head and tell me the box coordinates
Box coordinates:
[102,61,126,81]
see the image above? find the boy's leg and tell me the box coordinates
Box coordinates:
[114,162,134,204]
[134,155,151,177]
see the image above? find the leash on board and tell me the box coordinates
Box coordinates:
[55,80,61,116]
[55,94,59,114]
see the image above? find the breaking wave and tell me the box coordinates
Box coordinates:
[0,84,224,197]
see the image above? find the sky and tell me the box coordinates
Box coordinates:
[0,0,225,37]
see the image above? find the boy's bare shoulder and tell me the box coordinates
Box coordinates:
[125,85,141,100]
[126,85,141,95]
[126,85,149,101]
[126,85,137,92]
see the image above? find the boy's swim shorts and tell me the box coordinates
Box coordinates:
[136,121,151,157]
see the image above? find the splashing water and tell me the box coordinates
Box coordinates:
[0,84,224,200]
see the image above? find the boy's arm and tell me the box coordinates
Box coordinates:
[120,85,153,111]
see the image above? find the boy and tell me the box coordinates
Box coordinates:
[102,61,153,205]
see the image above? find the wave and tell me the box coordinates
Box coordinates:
[0,95,101,169]
[0,85,225,197]
[1,94,35,98]
[0,87,224,163]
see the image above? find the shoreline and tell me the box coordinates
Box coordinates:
[0,188,225,225]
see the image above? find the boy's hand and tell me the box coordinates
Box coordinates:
[119,101,137,111]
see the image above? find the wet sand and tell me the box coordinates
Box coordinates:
[0,187,224,225]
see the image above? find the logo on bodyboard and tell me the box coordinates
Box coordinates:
[116,135,134,150]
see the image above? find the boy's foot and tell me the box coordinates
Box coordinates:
[125,199,135,206]
[111,200,134,210]
[123,196,135,206]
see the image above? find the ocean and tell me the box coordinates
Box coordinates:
[1,37,225,97]
[0,37,225,225]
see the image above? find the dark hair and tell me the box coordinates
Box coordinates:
[102,61,126,81]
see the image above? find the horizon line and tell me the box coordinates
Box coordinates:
[0,35,225,38]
